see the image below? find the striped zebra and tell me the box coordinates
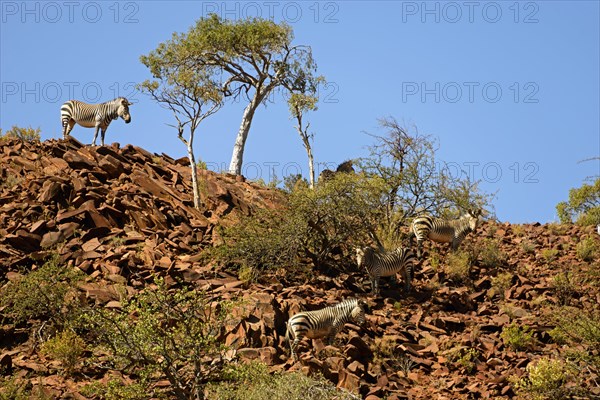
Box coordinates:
[409,210,481,258]
[356,246,416,295]
[61,97,132,146]
[285,298,367,361]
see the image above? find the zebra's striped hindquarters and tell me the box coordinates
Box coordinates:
[285,298,367,360]
[356,246,416,295]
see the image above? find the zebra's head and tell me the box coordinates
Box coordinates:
[350,299,368,325]
[465,209,482,230]
[116,98,133,124]
[355,247,372,267]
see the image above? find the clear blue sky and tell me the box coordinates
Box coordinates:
[1,1,599,223]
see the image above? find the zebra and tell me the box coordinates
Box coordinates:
[285,298,367,361]
[61,97,132,146]
[356,246,416,295]
[409,210,481,259]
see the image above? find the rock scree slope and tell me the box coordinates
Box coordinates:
[1,137,599,399]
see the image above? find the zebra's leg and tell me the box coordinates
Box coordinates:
[92,125,101,146]
[451,237,460,252]
[291,338,300,361]
[402,268,412,293]
[100,127,107,146]
[416,239,423,259]
[63,119,75,139]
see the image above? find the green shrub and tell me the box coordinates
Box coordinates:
[0,254,84,326]
[501,323,536,351]
[82,279,240,399]
[490,272,513,299]
[40,330,86,375]
[552,272,576,305]
[81,379,154,400]
[216,173,382,273]
[446,250,472,282]
[541,249,559,264]
[0,125,41,142]
[479,239,508,268]
[556,178,600,226]
[513,357,575,400]
[206,361,360,400]
[576,237,598,262]
[0,375,29,400]
[521,240,536,254]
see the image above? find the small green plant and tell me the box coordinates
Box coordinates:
[547,222,570,236]
[479,239,508,268]
[511,224,526,237]
[110,236,125,247]
[576,237,598,262]
[552,272,576,305]
[0,254,85,326]
[0,125,41,142]
[446,250,471,282]
[40,330,86,375]
[501,322,536,351]
[455,348,479,374]
[541,248,560,264]
[206,361,360,399]
[521,240,536,254]
[429,248,441,271]
[196,159,208,170]
[490,272,513,299]
[81,379,153,400]
[0,375,29,400]
[513,357,575,400]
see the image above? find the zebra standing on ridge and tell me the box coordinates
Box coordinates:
[285,298,367,361]
[61,97,132,146]
[356,246,416,295]
[409,210,481,259]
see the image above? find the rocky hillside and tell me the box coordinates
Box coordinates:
[1,138,599,399]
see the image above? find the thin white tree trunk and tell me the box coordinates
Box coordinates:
[188,144,200,209]
[229,92,265,175]
[301,134,315,189]
[178,127,201,209]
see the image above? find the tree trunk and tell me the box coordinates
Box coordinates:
[179,128,201,210]
[301,134,315,189]
[229,92,265,175]
[188,145,201,209]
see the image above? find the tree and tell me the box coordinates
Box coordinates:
[0,125,41,142]
[139,58,223,210]
[288,92,318,188]
[143,14,320,175]
[556,178,600,225]
[360,117,492,247]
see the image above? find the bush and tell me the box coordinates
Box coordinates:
[490,272,513,299]
[514,357,576,400]
[576,237,598,262]
[501,323,536,351]
[0,125,41,142]
[0,254,84,326]
[82,279,240,400]
[446,250,472,282]
[552,272,576,305]
[206,361,360,400]
[479,239,508,268]
[40,330,86,375]
[541,249,559,264]
[216,173,382,275]
[556,178,600,226]
[81,379,154,400]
